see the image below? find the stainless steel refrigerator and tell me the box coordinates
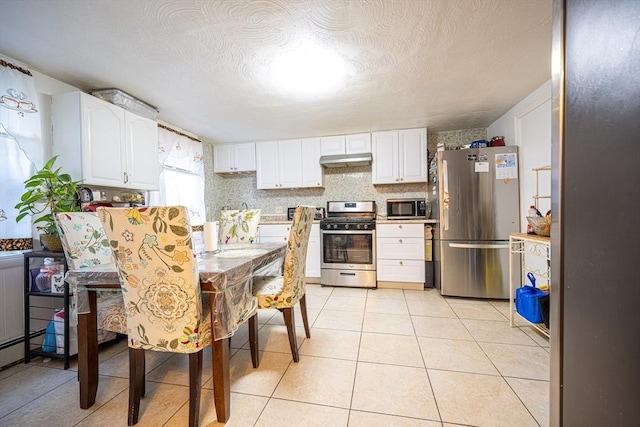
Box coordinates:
[437,146,520,298]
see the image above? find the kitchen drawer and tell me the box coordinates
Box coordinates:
[376,223,424,238]
[258,224,290,239]
[377,259,425,283]
[377,237,425,260]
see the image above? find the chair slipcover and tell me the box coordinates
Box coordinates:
[219,209,261,245]
[55,212,126,335]
[97,206,212,352]
[253,206,314,308]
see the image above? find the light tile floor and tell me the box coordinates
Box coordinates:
[0,286,549,426]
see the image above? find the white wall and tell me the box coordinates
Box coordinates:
[489,80,552,229]
[489,80,552,286]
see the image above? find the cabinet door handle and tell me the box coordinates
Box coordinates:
[124,172,128,183]
[399,239,403,243]
[399,261,404,265]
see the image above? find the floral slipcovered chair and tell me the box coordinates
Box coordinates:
[97,206,212,426]
[219,209,261,245]
[55,212,127,337]
[252,206,315,362]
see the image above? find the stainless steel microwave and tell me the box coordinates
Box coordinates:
[386,198,427,219]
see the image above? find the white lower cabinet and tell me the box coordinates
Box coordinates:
[305,224,321,279]
[376,223,425,289]
[258,223,320,278]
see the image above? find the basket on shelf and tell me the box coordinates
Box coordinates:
[526,216,551,237]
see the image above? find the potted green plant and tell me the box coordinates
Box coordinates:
[15,155,81,251]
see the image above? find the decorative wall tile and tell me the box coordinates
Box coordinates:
[428,128,487,156]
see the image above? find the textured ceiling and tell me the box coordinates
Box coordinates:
[0,0,552,143]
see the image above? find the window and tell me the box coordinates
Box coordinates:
[148,126,206,226]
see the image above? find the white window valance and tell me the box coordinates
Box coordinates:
[148,126,206,226]
[156,125,203,174]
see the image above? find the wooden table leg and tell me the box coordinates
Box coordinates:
[210,295,230,423]
[78,291,99,409]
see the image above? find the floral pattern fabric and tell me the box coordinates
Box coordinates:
[219,209,260,245]
[55,212,126,335]
[97,206,212,353]
[253,206,315,309]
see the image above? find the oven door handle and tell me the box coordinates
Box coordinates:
[339,272,357,276]
[320,229,375,234]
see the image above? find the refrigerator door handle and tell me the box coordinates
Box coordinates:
[448,243,510,249]
[442,159,449,231]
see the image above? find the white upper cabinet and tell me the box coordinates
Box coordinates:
[345,133,371,153]
[52,91,159,190]
[213,142,256,173]
[125,112,160,190]
[399,128,428,183]
[300,137,324,188]
[320,133,371,156]
[372,128,427,184]
[371,130,399,184]
[256,139,302,189]
[320,135,346,155]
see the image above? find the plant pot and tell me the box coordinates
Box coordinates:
[40,234,64,252]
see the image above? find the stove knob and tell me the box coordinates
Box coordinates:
[363,224,369,229]
[332,224,338,229]
[356,224,361,229]
[345,224,349,229]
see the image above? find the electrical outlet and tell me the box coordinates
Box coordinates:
[275,206,283,214]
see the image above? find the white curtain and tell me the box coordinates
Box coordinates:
[0,57,42,239]
[148,126,205,226]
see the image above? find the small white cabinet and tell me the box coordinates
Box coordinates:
[376,223,425,290]
[213,142,256,173]
[320,133,371,156]
[371,128,428,184]
[258,223,320,278]
[256,139,302,189]
[301,137,324,188]
[52,91,159,190]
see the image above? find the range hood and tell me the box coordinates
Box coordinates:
[319,152,372,168]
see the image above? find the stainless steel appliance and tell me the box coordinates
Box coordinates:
[288,207,325,221]
[386,198,428,219]
[320,201,376,288]
[437,146,520,298]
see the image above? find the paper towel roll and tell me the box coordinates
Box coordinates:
[204,221,219,252]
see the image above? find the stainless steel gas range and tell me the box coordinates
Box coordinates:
[320,201,377,288]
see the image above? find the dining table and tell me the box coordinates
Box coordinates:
[65,242,286,423]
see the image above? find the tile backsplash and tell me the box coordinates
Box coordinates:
[204,128,485,220]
